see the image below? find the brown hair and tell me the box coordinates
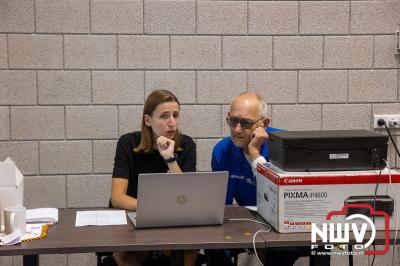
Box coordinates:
[134,89,183,154]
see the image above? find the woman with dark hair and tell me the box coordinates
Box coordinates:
[111,89,196,265]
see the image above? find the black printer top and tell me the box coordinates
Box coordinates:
[269,130,388,143]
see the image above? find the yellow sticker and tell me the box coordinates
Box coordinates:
[244,232,251,236]
[225,235,232,240]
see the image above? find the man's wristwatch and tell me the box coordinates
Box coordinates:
[164,154,178,164]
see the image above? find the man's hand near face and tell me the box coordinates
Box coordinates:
[248,127,268,161]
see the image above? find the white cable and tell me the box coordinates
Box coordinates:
[252,229,271,266]
[227,218,272,266]
[384,160,398,266]
[228,218,271,228]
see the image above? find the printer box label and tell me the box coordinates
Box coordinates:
[329,153,349,160]
[256,164,400,233]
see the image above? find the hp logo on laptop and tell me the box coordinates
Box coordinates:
[177,195,188,205]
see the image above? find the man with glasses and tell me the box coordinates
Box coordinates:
[212,91,279,207]
[208,92,310,266]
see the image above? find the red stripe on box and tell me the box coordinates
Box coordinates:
[256,164,400,186]
[277,174,400,186]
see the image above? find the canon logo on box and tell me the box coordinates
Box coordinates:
[283,178,303,184]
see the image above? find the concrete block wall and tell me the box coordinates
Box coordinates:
[0,0,399,265]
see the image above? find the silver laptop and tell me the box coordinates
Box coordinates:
[127,171,228,228]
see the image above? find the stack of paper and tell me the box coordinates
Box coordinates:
[0,229,22,246]
[26,208,58,223]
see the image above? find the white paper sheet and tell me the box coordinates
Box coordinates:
[245,206,257,212]
[26,208,59,223]
[75,210,127,226]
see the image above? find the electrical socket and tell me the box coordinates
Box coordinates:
[373,114,400,129]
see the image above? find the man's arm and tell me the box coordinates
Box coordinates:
[247,126,269,175]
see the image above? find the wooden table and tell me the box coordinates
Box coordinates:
[0,206,393,266]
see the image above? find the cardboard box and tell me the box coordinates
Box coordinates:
[256,163,400,233]
[0,157,24,227]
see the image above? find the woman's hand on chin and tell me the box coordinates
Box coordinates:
[157,136,175,159]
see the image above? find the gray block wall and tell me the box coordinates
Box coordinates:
[0,0,399,265]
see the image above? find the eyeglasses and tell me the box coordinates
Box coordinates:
[226,116,263,129]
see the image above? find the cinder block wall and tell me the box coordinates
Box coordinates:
[0,0,399,265]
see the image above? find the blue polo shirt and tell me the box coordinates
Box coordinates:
[211,127,282,206]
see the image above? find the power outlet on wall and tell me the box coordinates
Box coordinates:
[373,115,400,129]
